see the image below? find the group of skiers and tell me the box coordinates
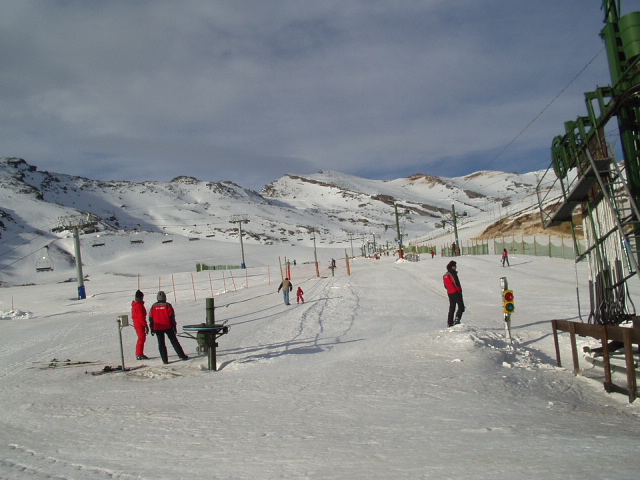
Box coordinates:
[130,290,189,364]
[277,277,304,305]
[130,278,305,362]
[130,250,510,361]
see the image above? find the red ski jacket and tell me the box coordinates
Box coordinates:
[131,300,147,328]
[149,302,176,331]
[443,272,462,294]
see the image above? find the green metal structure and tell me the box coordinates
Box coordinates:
[537,1,640,325]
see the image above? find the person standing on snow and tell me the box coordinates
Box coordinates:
[277,277,293,305]
[443,260,465,327]
[131,290,149,360]
[149,291,189,364]
[296,286,304,304]
[501,248,510,267]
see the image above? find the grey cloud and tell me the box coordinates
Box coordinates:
[0,0,616,190]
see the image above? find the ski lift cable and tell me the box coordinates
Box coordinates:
[0,239,61,272]
[0,218,64,249]
[443,46,606,203]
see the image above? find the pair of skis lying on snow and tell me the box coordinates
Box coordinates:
[31,358,146,375]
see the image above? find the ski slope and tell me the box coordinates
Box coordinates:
[1,253,639,479]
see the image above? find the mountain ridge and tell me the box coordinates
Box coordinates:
[0,156,553,285]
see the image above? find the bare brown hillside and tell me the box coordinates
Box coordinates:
[476,210,577,239]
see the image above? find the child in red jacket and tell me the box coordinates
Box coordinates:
[131,290,149,360]
[296,286,304,304]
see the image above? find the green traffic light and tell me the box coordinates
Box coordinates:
[503,290,515,313]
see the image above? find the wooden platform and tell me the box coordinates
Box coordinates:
[551,319,640,402]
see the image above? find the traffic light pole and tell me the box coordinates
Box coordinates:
[500,277,513,346]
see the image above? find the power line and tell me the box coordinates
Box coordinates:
[446,47,606,202]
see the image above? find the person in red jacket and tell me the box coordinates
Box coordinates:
[296,286,304,304]
[501,248,510,267]
[443,260,465,327]
[149,291,188,364]
[131,290,149,360]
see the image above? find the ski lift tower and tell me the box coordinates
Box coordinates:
[59,214,94,299]
[394,203,410,258]
[537,1,640,325]
[229,214,249,269]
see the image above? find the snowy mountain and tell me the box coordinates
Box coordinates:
[0,156,545,285]
[2,157,640,479]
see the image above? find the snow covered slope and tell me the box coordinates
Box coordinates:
[1,254,638,479]
[1,157,545,286]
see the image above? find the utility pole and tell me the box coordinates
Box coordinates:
[441,202,464,256]
[312,228,320,277]
[451,202,460,256]
[59,214,95,299]
[229,215,249,268]
[347,232,355,258]
[394,203,410,258]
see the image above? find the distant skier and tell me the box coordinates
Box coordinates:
[501,248,510,267]
[443,260,465,327]
[149,291,189,364]
[131,290,149,360]
[296,286,304,304]
[278,277,293,305]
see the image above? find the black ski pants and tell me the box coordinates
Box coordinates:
[155,329,187,363]
[447,292,465,327]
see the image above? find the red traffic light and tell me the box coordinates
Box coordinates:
[503,289,515,313]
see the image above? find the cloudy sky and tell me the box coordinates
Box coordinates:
[0,0,633,191]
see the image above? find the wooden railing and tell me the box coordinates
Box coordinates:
[551,318,640,403]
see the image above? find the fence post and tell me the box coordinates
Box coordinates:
[229,270,237,292]
[171,274,177,304]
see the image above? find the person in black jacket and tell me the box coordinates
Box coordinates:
[443,261,465,327]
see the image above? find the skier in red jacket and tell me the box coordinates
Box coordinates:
[296,286,304,304]
[443,260,465,327]
[501,248,510,267]
[149,291,188,364]
[131,290,149,360]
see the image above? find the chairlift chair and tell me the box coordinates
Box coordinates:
[92,235,106,247]
[130,232,144,244]
[36,255,54,272]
